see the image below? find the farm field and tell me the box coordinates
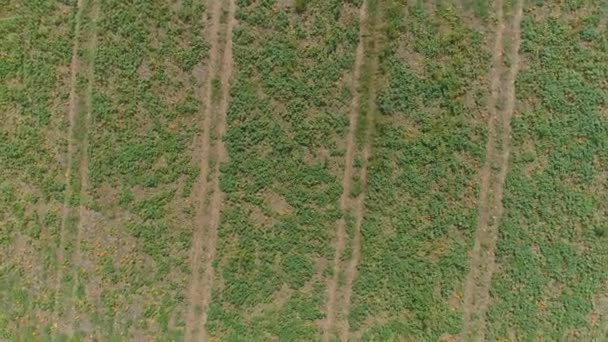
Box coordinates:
[486,0,608,340]
[1,0,607,341]
[1,0,74,337]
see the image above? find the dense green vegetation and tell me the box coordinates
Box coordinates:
[0,0,72,338]
[487,1,608,339]
[348,1,491,339]
[2,0,606,340]
[206,0,360,339]
[2,0,209,339]
[83,0,207,338]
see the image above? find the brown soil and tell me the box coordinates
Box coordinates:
[323,2,369,341]
[461,2,506,336]
[184,0,222,336]
[67,0,100,334]
[196,0,236,339]
[339,3,381,337]
[184,0,236,340]
[590,286,608,338]
[461,0,523,340]
[339,146,369,341]
[54,0,85,335]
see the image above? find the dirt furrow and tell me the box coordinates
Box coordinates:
[185,0,235,340]
[340,146,369,342]
[484,0,523,294]
[340,3,381,336]
[67,0,100,333]
[195,0,236,340]
[323,2,369,341]
[184,0,222,337]
[462,0,523,340]
[461,3,505,335]
[54,0,85,333]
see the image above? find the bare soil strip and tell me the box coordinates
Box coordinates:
[54,0,85,333]
[340,5,381,337]
[67,0,100,333]
[591,288,608,339]
[195,0,236,340]
[185,0,235,340]
[340,146,369,342]
[323,3,369,341]
[461,3,505,335]
[462,0,523,340]
[184,0,222,337]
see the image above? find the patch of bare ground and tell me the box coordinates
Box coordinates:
[340,146,370,341]
[339,6,382,338]
[323,2,371,341]
[53,0,84,331]
[184,0,236,340]
[67,0,100,335]
[184,0,222,337]
[461,0,523,340]
[589,284,608,339]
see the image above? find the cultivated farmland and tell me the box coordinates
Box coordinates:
[487,0,608,340]
[1,0,73,337]
[1,0,607,341]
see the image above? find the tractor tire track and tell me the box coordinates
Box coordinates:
[54,0,86,334]
[184,0,222,337]
[67,0,100,334]
[340,146,369,342]
[185,0,235,340]
[195,0,236,340]
[340,3,380,337]
[461,4,506,336]
[323,2,369,341]
[461,0,523,340]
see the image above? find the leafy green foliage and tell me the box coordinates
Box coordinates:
[3,0,606,339]
[80,0,209,337]
[0,0,73,337]
[295,0,308,14]
[207,0,359,339]
[487,2,608,339]
[349,1,490,339]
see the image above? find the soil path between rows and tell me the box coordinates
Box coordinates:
[185,0,236,340]
[461,0,523,340]
[54,0,86,334]
[195,0,236,340]
[339,2,381,338]
[66,0,100,334]
[323,2,369,341]
[340,145,369,342]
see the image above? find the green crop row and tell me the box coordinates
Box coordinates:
[1,0,209,338]
[487,1,608,339]
[206,0,361,339]
[79,0,208,338]
[348,1,491,339]
[3,0,605,339]
[0,0,74,338]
